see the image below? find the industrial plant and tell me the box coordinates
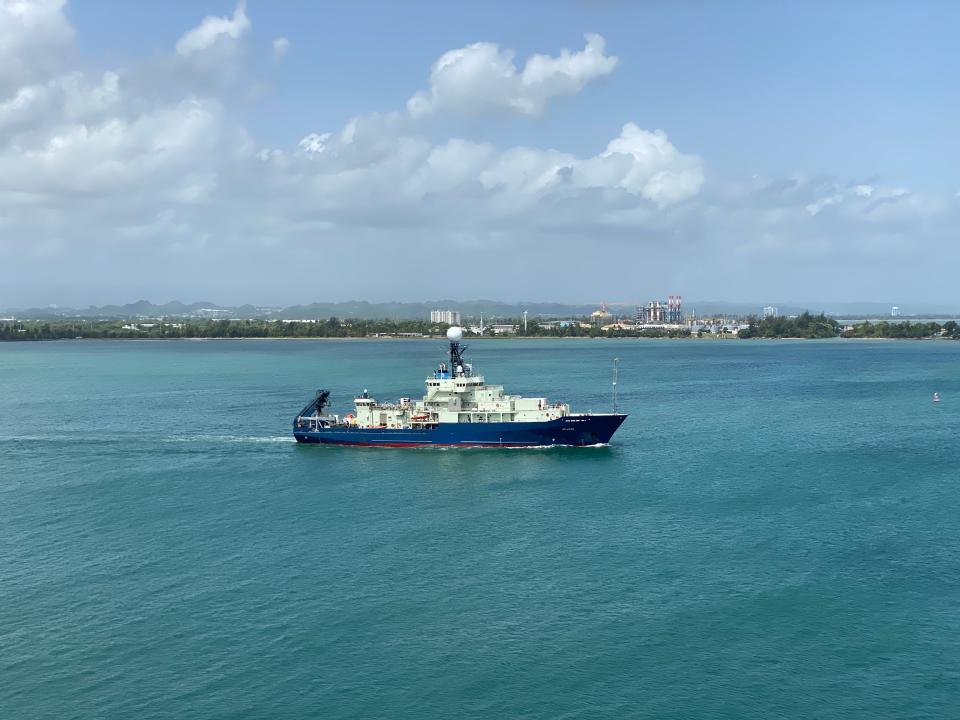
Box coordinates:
[425,295,750,336]
[636,296,685,324]
[616,296,749,335]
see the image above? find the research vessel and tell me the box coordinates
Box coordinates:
[292,327,627,447]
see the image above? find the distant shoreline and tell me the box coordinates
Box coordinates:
[3,335,719,343]
[8,312,955,342]
[4,335,952,344]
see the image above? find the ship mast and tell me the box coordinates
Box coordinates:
[446,326,467,376]
[612,357,619,413]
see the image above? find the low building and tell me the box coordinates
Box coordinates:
[490,324,518,335]
[538,319,581,330]
[629,323,687,332]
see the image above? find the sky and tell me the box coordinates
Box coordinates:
[1,0,958,308]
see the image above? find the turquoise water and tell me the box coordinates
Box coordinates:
[2,338,959,719]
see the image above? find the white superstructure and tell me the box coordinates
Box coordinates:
[348,326,569,430]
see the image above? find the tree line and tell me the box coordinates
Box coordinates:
[4,315,960,341]
[737,313,960,340]
[842,320,960,339]
[0,318,438,341]
[0,317,684,341]
[737,312,841,339]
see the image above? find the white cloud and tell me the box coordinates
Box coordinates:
[407,33,617,118]
[800,182,923,218]
[0,83,50,133]
[805,193,842,216]
[0,98,229,196]
[175,1,250,56]
[0,2,956,306]
[574,124,704,205]
[479,146,573,195]
[298,132,331,154]
[0,0,74,93]
[0,2,253,212]
[285,120,701,222]
[272,36,290,59]
[0,70,121,138]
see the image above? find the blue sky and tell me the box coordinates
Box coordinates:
[2,1,958,307]
[68,1,959,185]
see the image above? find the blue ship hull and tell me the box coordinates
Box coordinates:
[293,414,627,447]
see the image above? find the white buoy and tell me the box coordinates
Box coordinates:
[933,392,941,404]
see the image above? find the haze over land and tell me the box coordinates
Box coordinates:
[1,1,957,307]
[6,298,960,321]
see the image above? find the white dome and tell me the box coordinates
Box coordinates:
[446,326,463,342]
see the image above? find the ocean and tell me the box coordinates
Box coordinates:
[2,338,958,719]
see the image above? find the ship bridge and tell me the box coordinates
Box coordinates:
[425,374,485,394]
